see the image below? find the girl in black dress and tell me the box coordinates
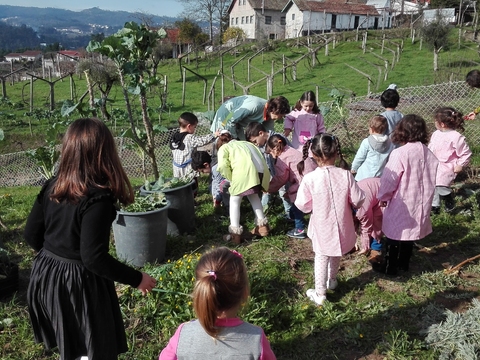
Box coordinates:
[25,118,156,360]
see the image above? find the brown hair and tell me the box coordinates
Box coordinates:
[193,247,249,337]
[434,107,465,132]
[50,118,133,205]
[391,114,429,145]
[369,115,388,134]
[191,150,212,171]
[294,90,320,114]
[466,69,480,88]
[266,96,290,118]
[266,134,286,154]
[178,112,199,128]
[216,132,233,150]
[302,133,349,170]
[244,122,266,141]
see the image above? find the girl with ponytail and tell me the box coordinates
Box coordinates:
[159,247,276,360]
[295,133,365,306]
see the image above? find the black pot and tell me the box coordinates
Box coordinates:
[0,262,19,299]
[140,180,196,236]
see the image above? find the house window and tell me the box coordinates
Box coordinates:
[241,16,244,24]
[265,16,272,24]
[231,17,234,25]
[292,13,295,20]
[269,33,276,39]
[250,15,254,23]
[280,16,286,25]
[236,17,238,24]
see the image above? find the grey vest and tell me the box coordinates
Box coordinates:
[176,320,263,359]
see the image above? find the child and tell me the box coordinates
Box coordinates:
[378,114,439,276]
[355,177,384,266]
[351,115,394,181]
[24,118,156,360]
[295,133,365,305]
[465,69,480,120]
[159,247,276,360]
[210,95,290,140]
[170,112,220,178]
[428,107,472,213]
[245,122,292,219]
[266,134,317,239]
[217,140,271,243]
[284,90,325,151]
[191,137,231,211]
[380,85,403,136]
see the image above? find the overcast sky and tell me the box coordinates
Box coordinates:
[0,0,185,17]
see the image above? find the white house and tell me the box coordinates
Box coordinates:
[282,0,390,38]
[4,50,42,63]
[227,0,288,40]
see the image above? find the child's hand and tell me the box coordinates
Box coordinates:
[214,130,221,137]
[284,129,291,137]
[454,165,463,173]
[464,112,476,121]
[137,272,156,295]
[351,169,357,174]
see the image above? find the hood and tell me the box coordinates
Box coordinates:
[367,134,392,153]
[169,131,189,151]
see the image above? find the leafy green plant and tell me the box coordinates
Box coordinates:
[26,122,63,180]
[144,174,194,191]
[120,191,168,213]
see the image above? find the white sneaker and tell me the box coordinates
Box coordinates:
[327,278,338,290]
[306,289,326,306]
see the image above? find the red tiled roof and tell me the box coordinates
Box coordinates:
[58,50,81,57]
[166,28,179,43]
[293,0,379,16]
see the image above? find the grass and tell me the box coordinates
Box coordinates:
[1,176,480,359]
[1,28,480,154]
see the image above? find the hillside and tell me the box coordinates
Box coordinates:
[0,5,188,51]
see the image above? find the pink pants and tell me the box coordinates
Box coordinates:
[314,254,341,296]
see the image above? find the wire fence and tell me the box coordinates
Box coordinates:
[1,80,480,187]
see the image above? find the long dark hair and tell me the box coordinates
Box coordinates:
[434,107,465,132]
[294,90,320,114]
[51,118,133,205]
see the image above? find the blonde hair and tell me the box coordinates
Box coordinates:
[193,247,248,337]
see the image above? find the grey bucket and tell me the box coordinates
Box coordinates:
[141,180,195,236]
[113,201,170,267]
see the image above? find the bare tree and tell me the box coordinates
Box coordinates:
[179,0,229,42]
[421,12,450,71]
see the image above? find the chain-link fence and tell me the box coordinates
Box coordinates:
[1,80,480,187]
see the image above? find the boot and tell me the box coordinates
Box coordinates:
[223,225,243,244]
[251,218,269,237]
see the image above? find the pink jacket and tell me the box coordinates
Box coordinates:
[428,130,471,187]
[356,177,383,251]
[295,166,365,256]
[284,109,325,151]
[268,145,317,203]
[378,142,439,241]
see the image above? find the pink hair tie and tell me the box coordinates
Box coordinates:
[207,270,217,280]
[230,250,243,258]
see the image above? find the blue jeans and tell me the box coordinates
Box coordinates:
[289,204,305,230]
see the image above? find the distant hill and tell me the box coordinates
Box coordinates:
[0,5,180,33]
[0,5,201,52]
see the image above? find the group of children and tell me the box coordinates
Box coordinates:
[24,76,475,359]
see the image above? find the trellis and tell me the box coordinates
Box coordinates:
[1,81,479,188]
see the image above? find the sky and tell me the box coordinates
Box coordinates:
[0,0,185,17]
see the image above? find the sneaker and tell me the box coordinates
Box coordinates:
[327,278,338,290]
[306,289,326,306]
[287,228,307,239]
